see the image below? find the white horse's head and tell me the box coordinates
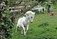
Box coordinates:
[25,11,35,23]
[29,12,35,23]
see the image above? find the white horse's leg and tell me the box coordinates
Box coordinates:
[21,29,23,34]
[21,25,26,35]
[25,25,29,34]
[27,25,29,31]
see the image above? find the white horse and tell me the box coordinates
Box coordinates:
[32,5,46,13]
[16,11,35,35]
[37,4,45,12]
[37,7,44,12]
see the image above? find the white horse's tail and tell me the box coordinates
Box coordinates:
[16,23,19,31]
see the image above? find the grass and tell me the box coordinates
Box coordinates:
[12,3,57,39]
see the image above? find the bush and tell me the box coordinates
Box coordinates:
[0,9,14,39]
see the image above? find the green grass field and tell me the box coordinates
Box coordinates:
[12,3,57,39]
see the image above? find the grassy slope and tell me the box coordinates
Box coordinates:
[12,2,57,39]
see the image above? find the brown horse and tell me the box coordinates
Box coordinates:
[49,11,55,16]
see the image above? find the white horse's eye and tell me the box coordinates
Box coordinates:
[31,17,33,18]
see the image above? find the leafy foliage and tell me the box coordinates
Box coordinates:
[0,9,14,39]
[36,0,46,3]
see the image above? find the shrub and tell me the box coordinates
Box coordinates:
[0,9,14,39]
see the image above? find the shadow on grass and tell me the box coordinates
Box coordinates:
[55,27,57,30]
[25,35,57,39]
[38,23,49,27]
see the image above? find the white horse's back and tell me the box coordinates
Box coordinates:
[17,16,26,26]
